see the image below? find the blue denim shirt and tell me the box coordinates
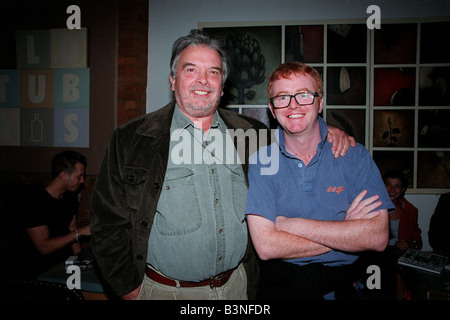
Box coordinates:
[147,106,248,281]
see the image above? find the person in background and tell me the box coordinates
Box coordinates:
[22,150,91,278]
[367,169,422,299]
[384,170,422,253]
[428,193,450,257]
[245,62,393,300]
[90,30,354,300]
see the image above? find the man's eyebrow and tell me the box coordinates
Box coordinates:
[181,63,222,73]
[211,66,223,72]
[273,87,311,96]
[181,62,196,69]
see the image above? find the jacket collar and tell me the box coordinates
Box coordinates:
[136,100,256,138]
[136,101,176,138]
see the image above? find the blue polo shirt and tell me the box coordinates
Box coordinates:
[245,117,394,267]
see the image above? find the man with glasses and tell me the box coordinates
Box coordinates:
[245,62,394,299]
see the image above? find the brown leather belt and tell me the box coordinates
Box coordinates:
[145,266,234,288]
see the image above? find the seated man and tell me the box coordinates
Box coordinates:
[245,62,394,299]
[22,150,91,278]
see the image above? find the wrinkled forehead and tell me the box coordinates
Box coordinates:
[269,72,318,95]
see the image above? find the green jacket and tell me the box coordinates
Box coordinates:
[91,101,267,298]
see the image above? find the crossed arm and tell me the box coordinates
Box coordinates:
[247,190,389,261]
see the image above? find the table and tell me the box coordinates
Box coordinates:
[398,264,450,300]
[37,247,112,300]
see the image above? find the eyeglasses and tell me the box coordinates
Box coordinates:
[270,91,319,109]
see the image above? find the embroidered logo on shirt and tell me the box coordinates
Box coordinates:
[327,186,345,194]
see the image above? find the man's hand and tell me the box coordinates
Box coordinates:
[345,190,382,221]
[327,126,356,158]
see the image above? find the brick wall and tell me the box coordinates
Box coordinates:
[118,0,148,126]
[0,0,148,233]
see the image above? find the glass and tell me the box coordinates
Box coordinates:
[270,91,319,108]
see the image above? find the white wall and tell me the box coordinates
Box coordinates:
[146,0,450,251]
[405,194,441,251]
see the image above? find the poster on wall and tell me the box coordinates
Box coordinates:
[0,28,89,148]
[203,26,281,107]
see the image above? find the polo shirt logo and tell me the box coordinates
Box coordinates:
[327,186,345,194]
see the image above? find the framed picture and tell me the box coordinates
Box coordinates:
[373,151,414,188]
[373,68,415,106]
[418,109,450,148]
[326,67,366,106]
[373,110,415,147]
[419,67,450,106]
[325,108,366,145]
[285,25,324,63]
[203,26,281,106]
[374,23,417,64]
[327,24,367,63]
[417,151,450,188]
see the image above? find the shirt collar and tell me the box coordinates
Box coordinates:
[173,104,226,133]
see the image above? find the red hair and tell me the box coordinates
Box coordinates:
[267,62,323,98]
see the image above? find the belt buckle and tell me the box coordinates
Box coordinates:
[209,273,222,289]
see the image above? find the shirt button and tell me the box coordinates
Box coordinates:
[215,198,219,204]
[298,163,303,168]
[218,229,223,234]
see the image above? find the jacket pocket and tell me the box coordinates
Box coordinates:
[121,166,149,211]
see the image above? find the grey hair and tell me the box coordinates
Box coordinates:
[170,29,229,84]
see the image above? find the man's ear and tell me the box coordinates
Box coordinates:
[268,102,276,119]
[169,75,175,91]
[58,171,68,181]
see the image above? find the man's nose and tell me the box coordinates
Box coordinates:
[197,70,209,84]
[288,96,301,109]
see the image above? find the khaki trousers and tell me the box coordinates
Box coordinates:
[136,263,247,300]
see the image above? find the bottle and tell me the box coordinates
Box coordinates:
[31,113,43,142]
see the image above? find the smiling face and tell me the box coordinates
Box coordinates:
[170,45,224,122]
[269,73,323,137]
[385,177,406,203]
